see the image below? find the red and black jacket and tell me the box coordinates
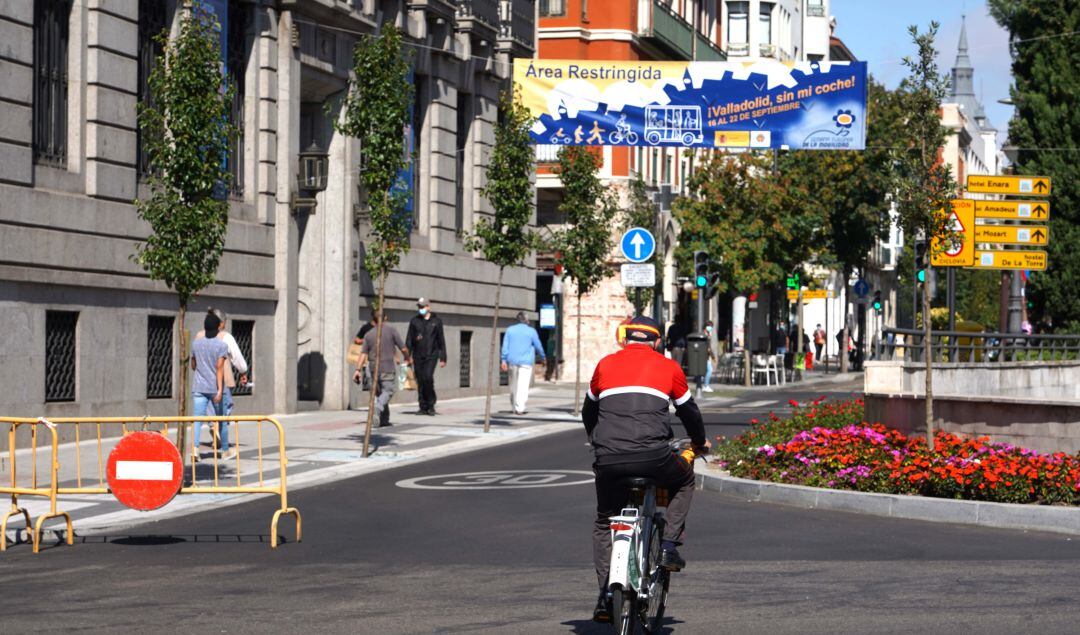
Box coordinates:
[582,344,706,465]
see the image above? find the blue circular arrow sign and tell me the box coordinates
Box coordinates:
[853,279,870,298]
[620,228,655,263]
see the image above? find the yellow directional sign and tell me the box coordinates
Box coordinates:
[974,200,1050,221]
[931,199,975,267]
[974,224,1049,246]
[974,250,1048,271]
[967,174,1051,196]
[787,289,832,301]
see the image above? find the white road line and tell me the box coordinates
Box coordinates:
[735,400,779,409]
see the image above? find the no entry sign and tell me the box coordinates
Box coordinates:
[106,431,183,511]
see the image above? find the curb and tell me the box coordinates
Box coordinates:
[696,469,1080,536]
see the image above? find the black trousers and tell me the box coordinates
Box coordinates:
[592,452,695,588]
[414,357,439,411]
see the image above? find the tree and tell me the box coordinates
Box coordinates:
[989,0,1080,331]
[778,79,904,371]
[134,3,235,456]
[336,27,413,457]
[891,23,959,448]
[467,90,537,434]
[551,146,617,414]
[674,151,794,384]
[620,176,657,313]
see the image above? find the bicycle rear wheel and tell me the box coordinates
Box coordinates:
[643,518,669,632]
[612,587,638,635]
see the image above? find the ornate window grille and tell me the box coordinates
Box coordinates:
[33,0,72,166]
[227,2,250,197]
[45,311,77,402]
[231,320,254,395]
[146,316,174,399]
[137,0,166,176]
[459,331,472,388]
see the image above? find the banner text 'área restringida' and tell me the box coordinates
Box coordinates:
[514,59,868,151]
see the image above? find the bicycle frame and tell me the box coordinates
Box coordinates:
[607,486,660,596]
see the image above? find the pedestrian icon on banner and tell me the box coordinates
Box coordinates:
[620,228,656,263]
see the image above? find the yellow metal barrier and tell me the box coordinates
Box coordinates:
[0,416,300,552]
[1,418,73,553]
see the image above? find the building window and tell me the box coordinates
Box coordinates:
[539,0,566,17]
[146,316,174,399]
[137,0,167,177]
[45,311,77,402]
[759,3,773,45]
[459,331,472,388]
[227,2,250,196]
[231,320,254,396]
[412,74,429,232]
[455,91,472,233]
[807,0,825,18]
[726,1,748,44]
[33,0,72,166]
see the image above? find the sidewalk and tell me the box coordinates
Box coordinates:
[3,386,582,544]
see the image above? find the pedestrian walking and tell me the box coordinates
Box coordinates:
[702,321,716,392]
[353,313,409,428]
[773,322,789,356]
[813,324,826,362]
[666,321,687,367]
[544,334,558,382]
[501,312,545,414]
[190,312,229,462]
[406,298,446,415]
[351,311,378,391]
[197,308,248,460]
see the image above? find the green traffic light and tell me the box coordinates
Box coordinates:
[695,275,707,288]
[916,269,926,283]
[873,301,882,311]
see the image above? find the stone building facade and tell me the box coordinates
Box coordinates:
[0,0,536,417]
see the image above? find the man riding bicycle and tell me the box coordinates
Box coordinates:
[582,316,710,623]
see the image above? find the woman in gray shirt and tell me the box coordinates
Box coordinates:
[190,312,229,461]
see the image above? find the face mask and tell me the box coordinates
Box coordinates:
[419,308,428,316]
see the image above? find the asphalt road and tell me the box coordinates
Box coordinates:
[6,382,1080,634]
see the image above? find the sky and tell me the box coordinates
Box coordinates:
[832,0,1013,145]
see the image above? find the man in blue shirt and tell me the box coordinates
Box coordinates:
[501,312,545,415]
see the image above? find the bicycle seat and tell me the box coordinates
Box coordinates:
[620,477,657,489]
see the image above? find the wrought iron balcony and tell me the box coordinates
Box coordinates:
[457,0,500,35]
[535,144,560,163]
[806,4,826,18]
[498,0,536,52]
[725,41,749,57]
[759,43,776,58]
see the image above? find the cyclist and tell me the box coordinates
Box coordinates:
[583,316,710,623]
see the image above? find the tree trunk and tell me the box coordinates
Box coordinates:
[362,274,387,458]
[840,270,850,373]
[923,265,934,450]
[176,302,189,460]
[573,291,583,416]
[483,268,504,433]
[743,300,752,387]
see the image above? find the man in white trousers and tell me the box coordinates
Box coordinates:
[500,312,545,415]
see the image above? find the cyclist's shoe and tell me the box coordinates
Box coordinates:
[659,548,686,572]
[592,591,612,623]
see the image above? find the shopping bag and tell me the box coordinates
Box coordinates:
[404,365,418,391]
[346,342,363,366]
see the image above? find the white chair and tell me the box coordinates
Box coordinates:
[773,354,785,385]
[752,354,777,386]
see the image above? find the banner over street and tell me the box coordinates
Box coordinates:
[514,59,868,150]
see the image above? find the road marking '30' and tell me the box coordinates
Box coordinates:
[396,470,593,490]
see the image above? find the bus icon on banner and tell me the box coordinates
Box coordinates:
[644,105,703,146]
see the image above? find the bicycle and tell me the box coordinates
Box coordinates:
[604,441,700,634]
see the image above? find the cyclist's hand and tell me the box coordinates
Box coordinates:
[694,439,712,456]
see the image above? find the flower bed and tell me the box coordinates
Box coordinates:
[714,398,1080,505]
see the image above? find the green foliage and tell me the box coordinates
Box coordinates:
[779,79,902,278]
[467,89,536,268]
[552,146,617,296]
[134,4,235,308]
[989,0,1080,329]
[336,26,414,278]
[891,23,959,259]
[673,152,790,296]
[954,269,1001,329]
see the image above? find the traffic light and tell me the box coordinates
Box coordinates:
[914,241,928,284]
[693,250,709,288]
[872,290,883,313]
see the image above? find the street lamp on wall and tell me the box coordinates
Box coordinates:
[291,141,329,214]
